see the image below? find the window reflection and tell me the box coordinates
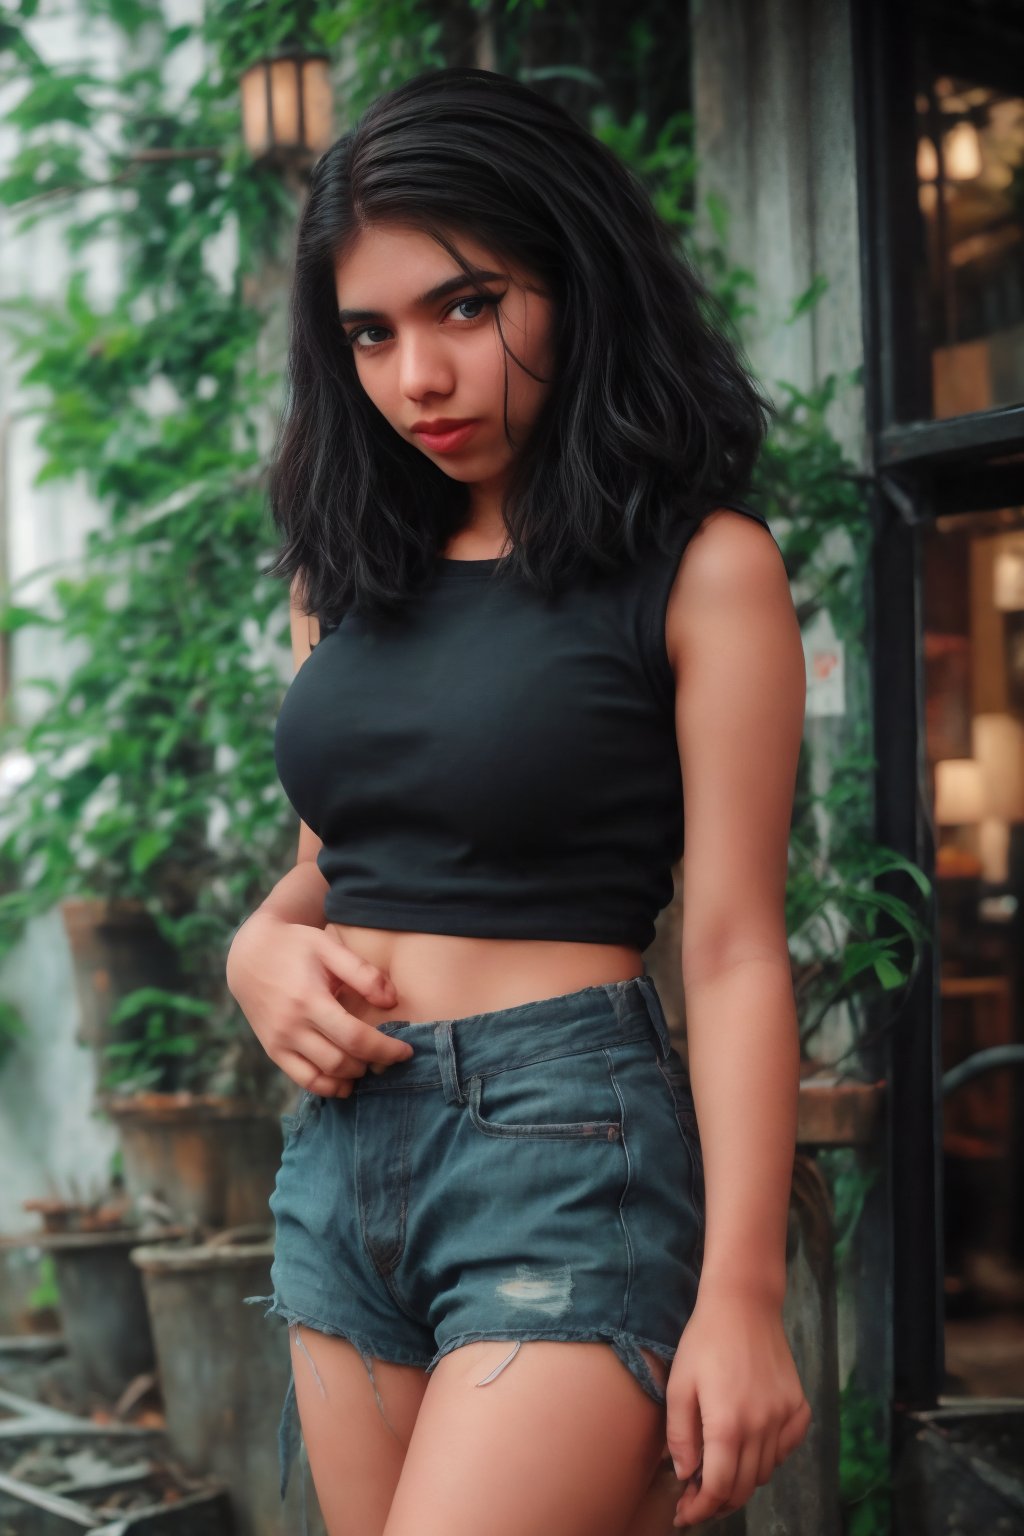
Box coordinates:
[924,507,1024,1397]
[915,74,1024,419]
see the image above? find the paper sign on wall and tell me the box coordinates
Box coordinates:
[802,607,845,718]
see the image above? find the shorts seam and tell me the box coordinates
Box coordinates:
[244,1292,434,1368]
[603,1046,635,1329]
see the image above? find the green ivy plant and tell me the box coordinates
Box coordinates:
[838,1371,893,1536]
[98,985,221,1095]
[0,0,929,1109]
[0,0,305,1092]
[758,370,933,1072]
[27,1252,61,1316]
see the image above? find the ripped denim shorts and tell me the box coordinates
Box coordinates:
[244,970,705,1528]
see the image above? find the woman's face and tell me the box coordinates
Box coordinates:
[334,224,556,496]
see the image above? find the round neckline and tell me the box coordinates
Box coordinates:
[435,552,510,580]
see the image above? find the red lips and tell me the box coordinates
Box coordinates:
[411,417,478,432]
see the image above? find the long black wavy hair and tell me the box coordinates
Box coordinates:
[263,66,775,627]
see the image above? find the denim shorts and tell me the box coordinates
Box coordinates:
[243,971,705,1524]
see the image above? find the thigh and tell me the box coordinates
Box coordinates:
[290,1322,429,1536]
[382,1338,670,1536]
[621,1457,688,1536]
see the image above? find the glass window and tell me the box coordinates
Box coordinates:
[913,25,1024,419]
[923,505,1024,1396]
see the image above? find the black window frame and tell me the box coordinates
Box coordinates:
[852,0,1024,1415]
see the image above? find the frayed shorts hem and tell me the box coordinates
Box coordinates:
[426,1326,675,1406]
[244,1290,435,1370]
[243,1289,676,1531]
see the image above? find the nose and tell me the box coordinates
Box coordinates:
[399,331,456,404]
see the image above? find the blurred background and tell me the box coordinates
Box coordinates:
[0,0,1022,1532]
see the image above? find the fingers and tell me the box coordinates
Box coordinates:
[317,932,398,1010]
[276,1049,356,1099]
[304,995,416,1074]
[289,1025,370,1082]
[672,1401,811,1527]
[711,1433,764,1520]
[666,1378,702,1483]
[776,1394,813,1461]
[756,1426,781,1488]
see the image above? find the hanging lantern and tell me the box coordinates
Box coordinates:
[240,52,333,165]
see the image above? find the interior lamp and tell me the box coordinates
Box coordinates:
[934,758,984,827]
[934,758,984,878]
[972,714,1024,883]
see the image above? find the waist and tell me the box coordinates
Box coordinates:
[352,972,674,1096]
[324,921,644,1028]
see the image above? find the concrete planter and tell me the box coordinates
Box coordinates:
[101,1093,283,1230]
[131,1229,324,1536]
[0,1226,186,1401]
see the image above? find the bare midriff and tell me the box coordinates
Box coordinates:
[323,921,645,1029]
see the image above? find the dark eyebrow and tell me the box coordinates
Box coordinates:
[337,269,505,324]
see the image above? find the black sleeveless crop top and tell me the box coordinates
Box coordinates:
[273,500,778,951]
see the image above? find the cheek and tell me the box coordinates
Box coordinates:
[354,367,396,421]
[508,337,554,422]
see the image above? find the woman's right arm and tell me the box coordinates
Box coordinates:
[224,575,412,1095]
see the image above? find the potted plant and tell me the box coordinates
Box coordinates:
[0,5,310,1220]
[0,1179,187,1404]
[97,986,287,1231]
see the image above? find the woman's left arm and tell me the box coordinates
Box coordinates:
[663,507,812,1528]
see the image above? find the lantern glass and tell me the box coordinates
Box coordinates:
[241,54,332,160]
[298,57,333,151]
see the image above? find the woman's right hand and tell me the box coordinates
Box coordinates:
[226,910,414,1097]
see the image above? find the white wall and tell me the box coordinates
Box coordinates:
[0,0,211,1238]
[691,0,866,464]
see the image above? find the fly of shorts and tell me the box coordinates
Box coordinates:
[243,969,705,1533]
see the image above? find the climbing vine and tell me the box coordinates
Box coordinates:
[0,0,928,1101]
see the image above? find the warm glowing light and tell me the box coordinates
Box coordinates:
[241,53,333,161]
[917,135,939,182]
[944,119,982,180]
[934,758,985,825]
[973,715,1024,822]
[993,544,1024,610]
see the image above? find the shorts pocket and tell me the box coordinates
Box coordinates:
[466,1051,623,1141]
[656,1056,705,1234]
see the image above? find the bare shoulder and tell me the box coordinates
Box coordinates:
[666,508,804,972]
[665,506,793,676]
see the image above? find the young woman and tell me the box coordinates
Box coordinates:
[228,65,810,1536]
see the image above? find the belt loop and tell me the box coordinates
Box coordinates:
[637,974,673,1060]
[434,1020,464,1105]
